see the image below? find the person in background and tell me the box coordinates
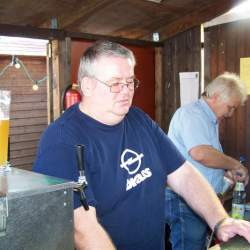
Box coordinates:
[33,42,250,250]
[166,72,249,250]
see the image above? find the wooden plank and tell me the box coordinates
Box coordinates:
[155,0,246,41]
[0,82,47,88]
[222,23,235,157]
[204,28,211,87]
[16,164,33,171]
[10,133,42,143]
[10,117,47,127]
[0,24,162,47]
[59,0,119,29]
[11,102,47,111]
[10,156,35,167]
[47,42,54,123]
[155,47,163,126]
[10,124,47,135]
[0,24,65,40]
[11,94,47,103]
[10,141,39,151]
[235,21,247,158]
[51,38,71,119]
[161,26,201,131]
[3,86,47,95]
[10,109,47,119]
[68,31,162,47]
[10,148,37,159]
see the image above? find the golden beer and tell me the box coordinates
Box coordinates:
[0,119,9,167]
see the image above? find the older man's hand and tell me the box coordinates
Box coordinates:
[231,164,249,186]
[216,218,250,243]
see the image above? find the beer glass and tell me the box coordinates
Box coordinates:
[0,90,11,170]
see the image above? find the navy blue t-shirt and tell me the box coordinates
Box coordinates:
[33,104,185,250]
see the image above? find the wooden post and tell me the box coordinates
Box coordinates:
[46,42,53,124]
[155,47,163,127]
[51,37,71,120]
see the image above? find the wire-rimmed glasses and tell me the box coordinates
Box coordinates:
[91,76,140,93]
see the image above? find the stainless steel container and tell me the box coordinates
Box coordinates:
[0,168,75,250]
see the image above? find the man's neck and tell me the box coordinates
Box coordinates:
[202,96,220,122]
[79,102,124,126]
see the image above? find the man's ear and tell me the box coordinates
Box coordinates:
[210,93,219,104]
[80,77,95,96]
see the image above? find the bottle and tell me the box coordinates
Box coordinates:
[231,181,246,219]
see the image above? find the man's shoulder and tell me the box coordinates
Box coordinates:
[41,104,80,143]
[176,100,204,117]
[127,106,157,129]
[128,106,152,121]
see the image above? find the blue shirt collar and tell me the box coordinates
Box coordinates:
[199,97,217,124]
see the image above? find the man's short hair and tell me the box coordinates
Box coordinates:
[204,72,247,105]
[77,40,136,84]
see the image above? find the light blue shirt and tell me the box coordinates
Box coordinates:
[168,98,224,193]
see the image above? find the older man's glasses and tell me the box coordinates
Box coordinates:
[92,77,140,93]
[226,104,237,113]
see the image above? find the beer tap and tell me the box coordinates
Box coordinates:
[74,144,89,210]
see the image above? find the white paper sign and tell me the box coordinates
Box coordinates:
[179,72,199,106]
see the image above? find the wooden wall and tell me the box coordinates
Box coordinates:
[0,56,47,170]
[159,26,201,131]
[71,39,156,119]
[204,19,250,198]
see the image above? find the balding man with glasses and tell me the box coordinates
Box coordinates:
[33,41,250,250]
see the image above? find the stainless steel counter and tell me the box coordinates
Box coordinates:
[0,167,76,250]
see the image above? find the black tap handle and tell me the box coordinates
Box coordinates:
[75,144,89,210]
[76,144,85,173]
[80,189,89,210]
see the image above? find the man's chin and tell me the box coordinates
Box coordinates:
[114,106,130,116]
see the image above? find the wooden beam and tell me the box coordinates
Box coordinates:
[68,31,163,47]
[0,23,162,47]
[59,0,119,30]
[46,42,53,124]
[51,38,71,120]
[155,47,163,126]
[0,24,65,40]
[145,0,246,41]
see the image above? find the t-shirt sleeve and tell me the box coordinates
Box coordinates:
[133,107,185,175]
[155,125,186,175]
[181,112,212,151]
[33,129,97,209]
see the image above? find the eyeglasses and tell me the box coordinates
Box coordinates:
[91,76,140,93]
[226,104,237,113]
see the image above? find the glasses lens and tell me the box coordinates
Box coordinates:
[109,78,140,93]
[110,83,121,93]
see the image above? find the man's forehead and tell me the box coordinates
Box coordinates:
[94,56,134,77]
[95,55,133,64]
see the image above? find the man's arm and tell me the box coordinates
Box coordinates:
[74,206,116,250]
[167,161,250,242]
[189,145,248,184]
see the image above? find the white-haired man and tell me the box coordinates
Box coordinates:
[166,72,249,250]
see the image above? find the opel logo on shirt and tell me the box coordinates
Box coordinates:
[120,149,144,175]
[120,149,153,191]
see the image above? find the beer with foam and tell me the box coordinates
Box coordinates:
[0,119,9,167]
[0,90,11,168]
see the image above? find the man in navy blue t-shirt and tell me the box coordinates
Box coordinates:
[33,41,250,250]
